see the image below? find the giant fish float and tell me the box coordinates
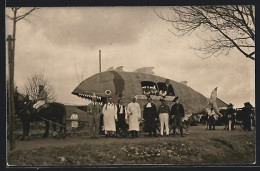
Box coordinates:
[72,67,227,114]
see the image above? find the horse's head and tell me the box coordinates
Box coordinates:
[14,92,32,116]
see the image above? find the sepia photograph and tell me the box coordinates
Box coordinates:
[5,5,255,166]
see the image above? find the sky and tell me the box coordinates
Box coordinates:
[5,7,255,107]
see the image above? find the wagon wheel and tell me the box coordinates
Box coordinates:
[117,128,128,137]
[239,121,244,129]
[156,120,173,134]
[71,121,86,132]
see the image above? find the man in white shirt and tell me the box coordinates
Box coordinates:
[127,96,141,138]
[102,96,117,137]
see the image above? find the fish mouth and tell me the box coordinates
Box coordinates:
[72,91,106,102]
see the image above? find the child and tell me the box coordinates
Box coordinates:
[70,112,79,130]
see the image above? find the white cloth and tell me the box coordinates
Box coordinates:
[102,103,117,131]
[70,114,79,128]
[33,100,45,109]
[146,103,152,107]
[159,90,167,96]
[127,102,141,131]
[159,113,169,135]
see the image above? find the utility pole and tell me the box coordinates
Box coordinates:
[7,35,15,150]
[99,50,101,73]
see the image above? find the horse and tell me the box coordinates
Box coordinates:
[14,92,67,140]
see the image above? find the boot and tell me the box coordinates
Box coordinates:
[172,127,176,137]
[131,131,135,138]
[135,131,139,138]
[153,131,157,137]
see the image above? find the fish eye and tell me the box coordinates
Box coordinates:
[105,90,111,95]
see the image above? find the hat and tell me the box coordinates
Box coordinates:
[227,103,233,107]
[244,102,252,108]
[173,96,179,102]
[39,85,44,88]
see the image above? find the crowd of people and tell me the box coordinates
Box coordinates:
[203,102,255,132]
[32,84,254,139]
[83,93,186,139]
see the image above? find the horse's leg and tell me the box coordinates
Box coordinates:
[53,122,57,132]
[43,121,49,138]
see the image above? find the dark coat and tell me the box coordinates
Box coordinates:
[116,104,127,129]
[162,84,175,96]
[143,103,158,132]
[226,108,235,121]
[170,103,185,117]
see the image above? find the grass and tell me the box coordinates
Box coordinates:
[7,129,255,166]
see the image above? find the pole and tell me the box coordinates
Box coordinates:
[99,50,101,73]
[7,35,15,150]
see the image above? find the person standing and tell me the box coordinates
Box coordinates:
[116,99,128,136]
[158,97,170,137]
[226,103,235,130]
[87,93,102,139]
[170,96,185,137]
[143,96,158,137]
[208,107,216,130]
[102,96,117,137]
[127,96,141,138]
[70,112,79,130]
[242,102,253,131]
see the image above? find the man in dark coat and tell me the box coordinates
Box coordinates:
[170,96,185,137]
[143,96,158,137]
[162,79,175,96]
[116,99,128,136]
[226,103,235,130]
[242,102,253,131]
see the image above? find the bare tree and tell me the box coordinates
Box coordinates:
[155,5,255,60]
[24,73,56,102]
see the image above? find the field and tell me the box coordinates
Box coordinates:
[7,125,255,166]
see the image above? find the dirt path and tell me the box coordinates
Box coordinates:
[7,125,254,152]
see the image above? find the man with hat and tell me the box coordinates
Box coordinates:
[242,102,253,131]
[87,93,102,138]
[102,96,117,137]
[32,84,48,114]
[226,103,235,131]
[170,96,185,137]
[127,95,141,138]
[143,96,158,137]
[158,96,171,137]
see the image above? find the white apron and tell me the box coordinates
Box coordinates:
[70,114,79,128]
[127,102,141,131]
[102,103,117,131]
